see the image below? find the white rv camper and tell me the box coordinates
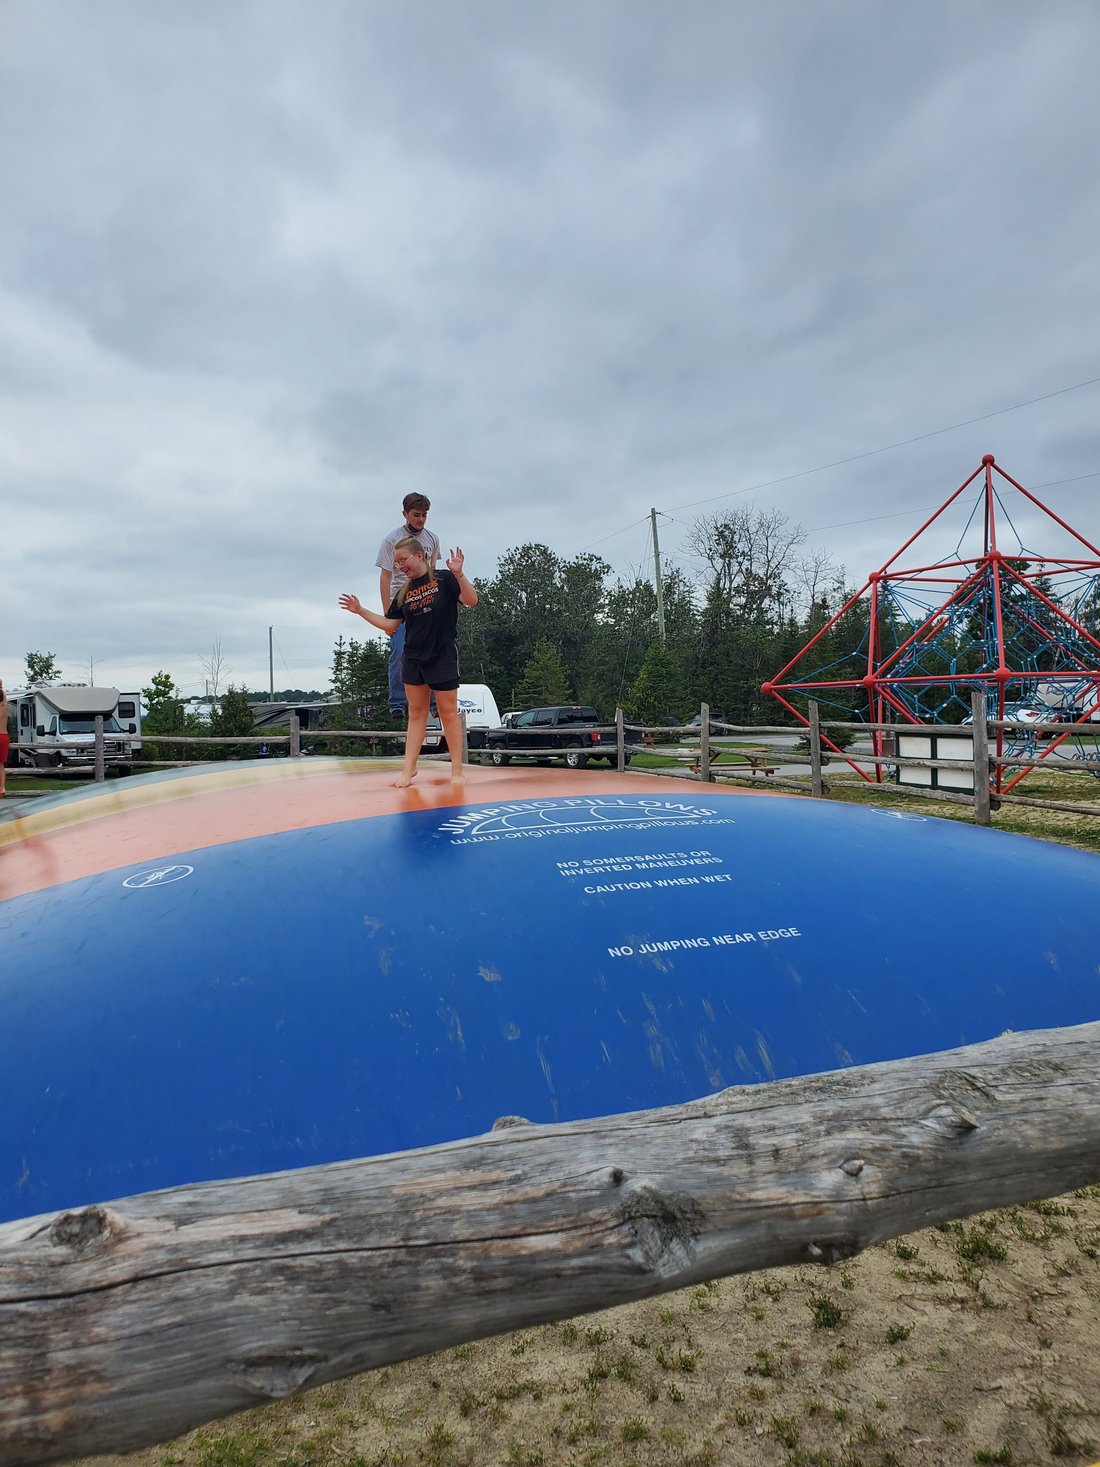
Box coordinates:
[10,685,142,770]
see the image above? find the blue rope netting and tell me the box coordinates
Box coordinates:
[774,479,1100,775]
[781,567,1100,740]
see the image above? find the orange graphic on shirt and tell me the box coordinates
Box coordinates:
[402,579,440,616]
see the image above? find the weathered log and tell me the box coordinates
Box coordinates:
[2,1021,1099,1465]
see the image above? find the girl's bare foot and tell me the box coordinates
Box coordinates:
[393,771,418,788]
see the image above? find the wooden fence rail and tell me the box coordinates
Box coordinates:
[633,695,1100,827]
[11,703,1099,830]
[2,1021,1099,1465]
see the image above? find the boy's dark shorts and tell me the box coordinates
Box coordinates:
[404,651,460,692]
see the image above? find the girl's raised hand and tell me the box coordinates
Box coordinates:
[447,547,465,577]
[339,593,362,616]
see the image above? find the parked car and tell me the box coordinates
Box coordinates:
[684,712,729,736]
[484,705,644,768]
[1044,704,1100,726]
[962,701,1051,736]
[640,712,681,744]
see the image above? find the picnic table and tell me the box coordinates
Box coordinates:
[664,745,780,778]
[738,748,780,776]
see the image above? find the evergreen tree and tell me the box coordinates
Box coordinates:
[461,545,614,708]
[455,580,510,695]
[627,641,687,728]
[209,685,256,761]
[1077,575,1100,638]
[558,552,613,692]
[329,637,389,723]
[592,578,659,714]
[209,686,254,737]
[515,639,572,707]
[707,623,778,724]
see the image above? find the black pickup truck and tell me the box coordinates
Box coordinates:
[484,705,643,768]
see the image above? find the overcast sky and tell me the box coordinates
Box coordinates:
[3,1,1099,697]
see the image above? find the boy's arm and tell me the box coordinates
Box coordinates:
[375,534,395,606]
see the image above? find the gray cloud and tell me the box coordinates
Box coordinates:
[3,0,1099,695]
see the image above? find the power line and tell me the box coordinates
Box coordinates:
[589,463,1100,564]
[804,469,1100,538]
[665,373,1100,514]
[579,373,1100,554]
[579,514,649,553]
[1030,469,1100,491]
[807,505,937,535]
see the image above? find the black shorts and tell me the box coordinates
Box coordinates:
[403,650,460,692]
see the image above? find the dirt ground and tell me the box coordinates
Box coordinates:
[76,1189,1100,1467]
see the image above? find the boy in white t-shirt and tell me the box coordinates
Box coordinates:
[375,493,441,716]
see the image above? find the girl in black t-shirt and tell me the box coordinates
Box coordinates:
[340,539,478,787]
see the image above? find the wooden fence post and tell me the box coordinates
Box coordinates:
[615,708,625,772]
[699,702,711,782]
[94,715,105,782]
[808,700,824,798]
[290,714,300,759]
[460,711,469,765]
[970,690,991,827]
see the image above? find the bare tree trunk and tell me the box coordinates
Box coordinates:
[199,638,230,702]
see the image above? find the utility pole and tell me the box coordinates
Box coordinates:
[650,508,666,643]
[269,627,274,700]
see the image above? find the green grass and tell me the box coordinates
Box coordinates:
[954,1222,1009,1264]
[807,1293,846,1330]
[4,774,87,793]
[817,768,1100,853]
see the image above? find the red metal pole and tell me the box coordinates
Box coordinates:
[992,461,1100,558]
[872,462,986,578]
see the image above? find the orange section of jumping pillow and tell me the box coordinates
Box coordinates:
[0,762,779,903]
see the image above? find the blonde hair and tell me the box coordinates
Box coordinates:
[393,537,435,606]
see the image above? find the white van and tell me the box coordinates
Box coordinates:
[422,683,502,752]
[457,684,503,745]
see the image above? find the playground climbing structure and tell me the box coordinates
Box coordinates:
[763,455,1100,792]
